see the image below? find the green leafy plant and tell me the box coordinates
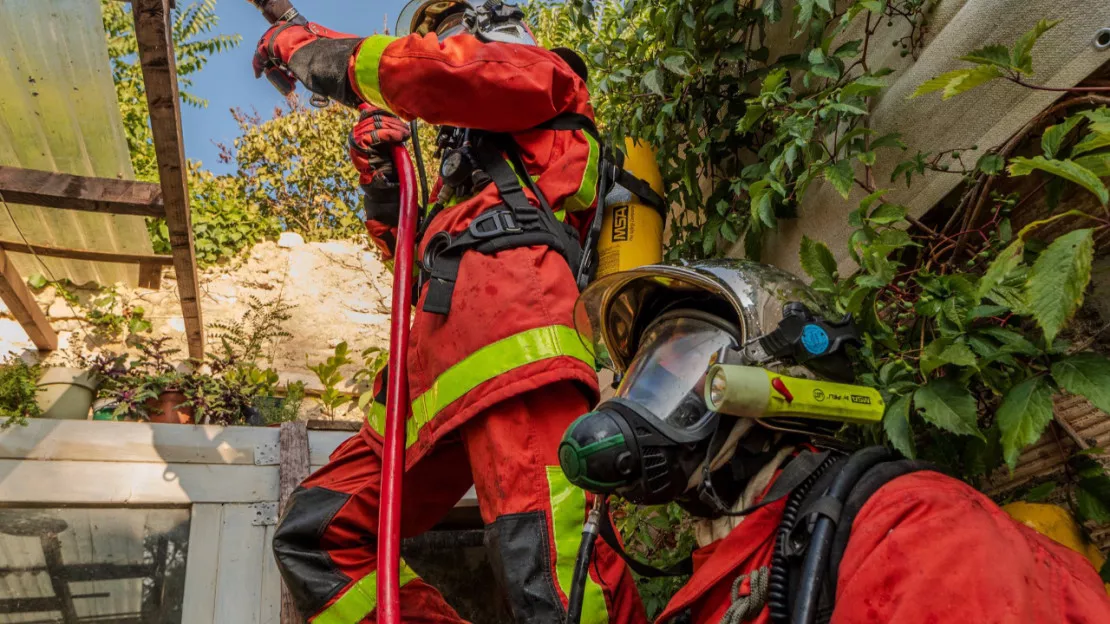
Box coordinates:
[613,501,695,619]
[0,359,42,429]
[148,163,282,266]
[309,342,355,420]
[258,381,307,425]
[30,278,153,341]
[209,296,295,364]
[98,338,193,421]
[221,101,365,241]
[101,0,241,182]
[354,346,390,413]
[531,0,935,259]
[785,20,1110,487]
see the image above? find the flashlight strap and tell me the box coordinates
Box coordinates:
[597,514,693,578]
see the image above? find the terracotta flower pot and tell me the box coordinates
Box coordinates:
[144,390,195,424]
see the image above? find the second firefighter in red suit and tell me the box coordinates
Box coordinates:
[256,2,646,622]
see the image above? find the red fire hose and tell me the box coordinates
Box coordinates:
[247,4,416,620]
[377,142,418,624]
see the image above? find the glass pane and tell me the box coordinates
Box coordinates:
[0,508,190,624]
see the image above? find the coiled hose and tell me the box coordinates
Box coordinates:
[768,454,839,624]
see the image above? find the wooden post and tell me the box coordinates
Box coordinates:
[278,421,310,624]
[131,0,204,359]
[0,248,57,350]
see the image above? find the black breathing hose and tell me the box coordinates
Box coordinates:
[567,495,607,624]
[409,120,430,209]
[768,454,839,624]
[791,448,893,624]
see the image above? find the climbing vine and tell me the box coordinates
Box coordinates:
[530,2,1110,609]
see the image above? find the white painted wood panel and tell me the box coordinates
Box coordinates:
[0,460,278,504]
[308,430,355,466]
[182,504,223,624]
[260,524,281,624]
[0,419,278,465]
[213,505,265,624]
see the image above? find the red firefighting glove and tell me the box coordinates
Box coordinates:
[349,107,412,259]
[253,20,363,108]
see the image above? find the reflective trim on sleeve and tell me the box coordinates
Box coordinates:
[352,35,397,112]
[310,560,420,624]
[367,325,594,445]
[546,466,610,624]
[564,132,600,213]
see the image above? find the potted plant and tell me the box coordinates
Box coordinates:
[35,364,99,421]
[100,338,197,424]
[0,358,43,428]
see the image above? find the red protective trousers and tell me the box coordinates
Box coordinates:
[275,382,644,623]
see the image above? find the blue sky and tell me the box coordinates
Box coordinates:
[180,0,409,173]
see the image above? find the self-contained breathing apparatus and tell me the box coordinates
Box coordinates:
[556,261,933,624]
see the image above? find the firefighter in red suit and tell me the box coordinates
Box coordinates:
[254,1,646,622]
[559,261,1110,624]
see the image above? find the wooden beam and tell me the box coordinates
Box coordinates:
[0,239,173,265]
[132,0,204,359]
[279,422,310,624]
[0,166,164,218]
[0,248,56,350]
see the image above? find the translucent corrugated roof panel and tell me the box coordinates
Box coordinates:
[0,0,156,287]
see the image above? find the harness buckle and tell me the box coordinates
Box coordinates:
[468,209,523,239]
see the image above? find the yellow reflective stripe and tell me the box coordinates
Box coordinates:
[546,467,609,623]
[311,560,420,624]
[352,35,397,113]
[367,326,594,442]
[554,209,566,222]
[564,132,600,213]
[367,400,386,435]
[407,325,593,447]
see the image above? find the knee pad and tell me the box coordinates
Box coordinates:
[272,486,353,617]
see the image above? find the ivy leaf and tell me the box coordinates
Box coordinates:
[884,394,916,459]
[1008,156,1108,205]
[642,69,665,96]
[976,239,1024,300]
[910,65,1004,100]
[662,55,690,77]
[800,235,838,291]
[1077,475,1110,524]
[921,340,977,376]
[870,132,905,150]
[27,274,47,290]
[914,378,983,439]
[1011,19,1060,74]
[1072,131,1110,158]
[1052,353,1110,414]
[1024,481,1057,502]
[824,160,854,198]
[1026,229,1094,343]
[762,0,783,22]
[1041,115,1084,159]
[959,44,1013,69]
[976,153,1006,175]
[1075,152,1110,178]
[811,60,841,80]
[868,203,906,225]
[997,376,1055,469]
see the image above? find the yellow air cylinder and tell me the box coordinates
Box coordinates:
[596,139,665,278]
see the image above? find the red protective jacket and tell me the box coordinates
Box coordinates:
[657,470,1110,624]
[345,33,603,468]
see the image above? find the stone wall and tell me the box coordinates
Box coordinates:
[0,236,394,421]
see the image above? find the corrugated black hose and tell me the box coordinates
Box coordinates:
[567,495,607,624]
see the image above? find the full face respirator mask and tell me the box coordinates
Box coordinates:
[558,309,741,506]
